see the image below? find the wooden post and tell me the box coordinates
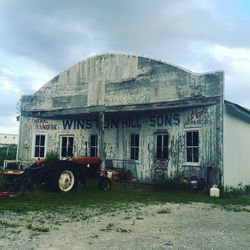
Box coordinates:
[98,112,105,169]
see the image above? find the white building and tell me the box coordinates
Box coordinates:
[0,133,18,146]
[224,101,250,186]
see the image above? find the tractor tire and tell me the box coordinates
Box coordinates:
[51,163,79,192]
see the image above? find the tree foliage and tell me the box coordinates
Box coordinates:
[0,145,17,166]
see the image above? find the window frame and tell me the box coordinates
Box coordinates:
[33,133,47,159]
[60,135,75,158]
[185,130,200,164]
[89,134,98,157]
[156,133,169,161]
[130,133,140,160]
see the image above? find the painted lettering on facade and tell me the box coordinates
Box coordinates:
[62,114,180,130]
[30,118,59,130]
[149,114,180,127]
[62,119,98,130]
[184,108,210,128]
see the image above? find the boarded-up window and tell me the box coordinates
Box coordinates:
[61,136,74,158]
[34,134,46,158]
[90,135,98,157]
[130,134,139,160]
[186,131,199,163]
[156,134,169,160]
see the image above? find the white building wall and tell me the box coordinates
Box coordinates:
[224,112,250,186]
[0,133,18,145]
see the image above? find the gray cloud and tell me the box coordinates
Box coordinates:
[0,0,250,132]
[1,0,249,71]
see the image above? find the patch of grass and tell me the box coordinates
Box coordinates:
[224,205,250,213]
[157,208,171,214]
[0,219,20,227]
[26,222,50,232]
[26,222,32,230]
[8,229,22,234]
[223,184,250,197]
[124,216,131,220]
[0,180,249,212]
[33,225,50,232]
[45,150,60,161]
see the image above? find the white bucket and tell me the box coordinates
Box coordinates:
[107,170,113,179]
[210,185,220,197]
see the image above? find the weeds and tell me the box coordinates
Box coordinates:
[0,179,249,212]
[153,171,192,192]
[223,183,250,197]
[26,222,49,232]
[0,219,20,227]
[33,225,50,232]
[157,208,171,214]
[26,222,32,230]
[224,205,250,213]
[45,150,60,162]
[124,216,131,220]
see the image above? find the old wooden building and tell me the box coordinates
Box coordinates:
[18,53,249,187]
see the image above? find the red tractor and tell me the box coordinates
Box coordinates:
[1,157,111,193]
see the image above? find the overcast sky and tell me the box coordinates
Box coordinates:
[0,0,250,134]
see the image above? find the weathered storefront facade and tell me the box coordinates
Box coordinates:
[18,54,224,184]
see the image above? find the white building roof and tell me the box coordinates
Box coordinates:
[225,100,250,123]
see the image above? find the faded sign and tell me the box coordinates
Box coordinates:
[30,118,59,130]
[184,108,211,128]
[62,113,180,130]
[149,114,180,127]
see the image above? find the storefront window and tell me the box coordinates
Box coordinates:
[61,136,74,158]
[130,134,139,160]
[186,131,199,163]
[90,135,98,157]
[156,134,169,160]
[34,134,46,158]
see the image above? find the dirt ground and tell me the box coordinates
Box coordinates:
[0,202,250,250]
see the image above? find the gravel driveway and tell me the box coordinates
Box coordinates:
[1,203,250,250]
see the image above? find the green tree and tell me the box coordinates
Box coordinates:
[0,144,17,166]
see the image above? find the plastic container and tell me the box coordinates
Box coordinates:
[107,170,112,179]
[210,185,220,197]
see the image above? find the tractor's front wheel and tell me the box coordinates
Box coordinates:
[58,169,75,192]
[51,164,78,192]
